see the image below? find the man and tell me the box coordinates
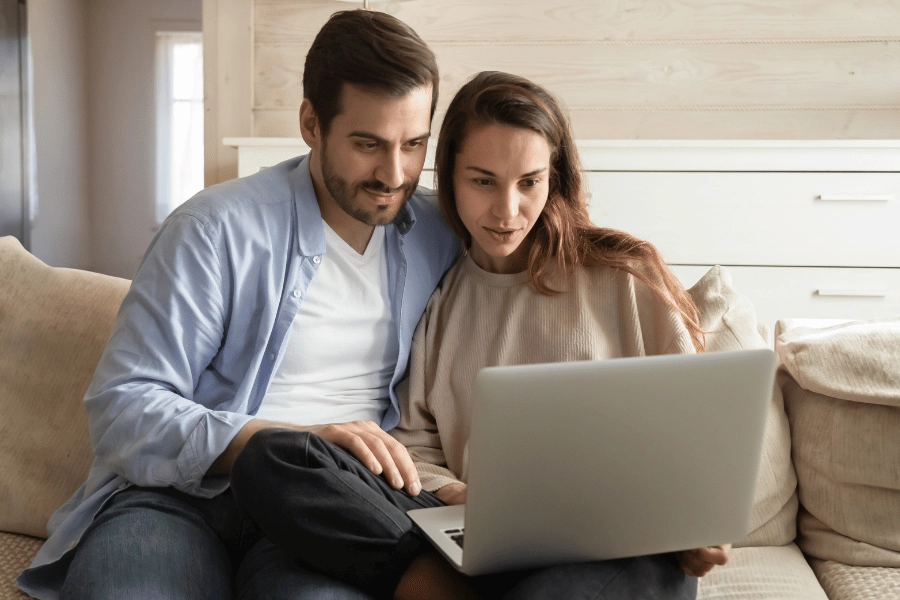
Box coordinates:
[18,10,459,599]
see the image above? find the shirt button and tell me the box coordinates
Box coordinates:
[117,482,128,491]
[312,256,321,264]
[292,289,302,298]
[268,353,276,361]
[68,541,77,549]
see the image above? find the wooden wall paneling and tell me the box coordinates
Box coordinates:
[254,107,900,141]
[249,0,900,142]
[254,0,900,43]
[253,41,900,110]
[204,0,254,186]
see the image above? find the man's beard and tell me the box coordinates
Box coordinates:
[320,142,419,227]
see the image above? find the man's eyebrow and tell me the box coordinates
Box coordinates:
[347,131,431,144]
[464,166,548,178]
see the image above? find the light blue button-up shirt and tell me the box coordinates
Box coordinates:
[18,155,461,599]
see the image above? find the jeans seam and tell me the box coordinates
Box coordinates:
[590,558,632,600]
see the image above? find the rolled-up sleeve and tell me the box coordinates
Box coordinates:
[84,212,254,496]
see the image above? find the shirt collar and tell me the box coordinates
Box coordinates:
[290,155,327,258]
[392,194,416,235]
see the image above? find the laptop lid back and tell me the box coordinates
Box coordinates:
[461,349,775,575]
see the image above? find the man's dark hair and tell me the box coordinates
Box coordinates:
[303,10,439,134]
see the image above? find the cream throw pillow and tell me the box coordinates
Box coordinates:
[777,318,900,568]
[0,237,130,538]
[687,266,798,547]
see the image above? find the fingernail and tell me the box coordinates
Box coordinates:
[410,481,422,495]
[372,463,382,475]
[393,476,403,488]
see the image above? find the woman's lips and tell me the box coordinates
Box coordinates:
[484,227,517,242]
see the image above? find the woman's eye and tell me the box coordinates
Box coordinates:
[474,178,493,187]
[521,179,540,188]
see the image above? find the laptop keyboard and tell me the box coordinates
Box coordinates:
[443,527,465,548]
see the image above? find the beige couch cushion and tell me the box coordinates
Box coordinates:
[0,237,129,538]
[0,532,41,600]
[697,543,827,600]
[688,266,798,547]
[777,318,900,567]
[810,558,900,600]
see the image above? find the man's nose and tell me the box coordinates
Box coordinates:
[375,148,405,190]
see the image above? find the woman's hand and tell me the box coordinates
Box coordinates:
[676,544,731,577]
[434,483,467,505]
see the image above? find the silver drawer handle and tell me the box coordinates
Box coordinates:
[817,194,893,202]
[816,289,888,298]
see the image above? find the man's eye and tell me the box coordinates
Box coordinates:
[357,142,378,150]
[406,140,424,149]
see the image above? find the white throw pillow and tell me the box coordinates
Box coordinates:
[687,266,798,548]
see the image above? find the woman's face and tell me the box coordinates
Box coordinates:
[453,123,552,274]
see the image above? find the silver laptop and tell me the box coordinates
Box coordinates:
[408,349,776,576]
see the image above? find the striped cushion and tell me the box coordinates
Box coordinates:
[777,318,900,567]
[697,543,827,600]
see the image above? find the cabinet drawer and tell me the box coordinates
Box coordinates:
[671,265,900,333]
[585,172,900,268]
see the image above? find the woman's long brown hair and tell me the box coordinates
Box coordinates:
[435,71,704,352]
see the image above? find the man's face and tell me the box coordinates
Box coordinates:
[316,84,433,226]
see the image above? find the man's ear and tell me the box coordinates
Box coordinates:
[299,99,320,149]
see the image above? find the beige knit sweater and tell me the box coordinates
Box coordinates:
[391,253,696,492]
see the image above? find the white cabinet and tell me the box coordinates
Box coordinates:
[225,138,900,330]
[579,141,900,331]
[585,172,900,268]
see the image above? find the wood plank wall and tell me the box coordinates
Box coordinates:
[250,0,900,141]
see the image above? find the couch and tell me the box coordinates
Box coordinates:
[1,234,899,599]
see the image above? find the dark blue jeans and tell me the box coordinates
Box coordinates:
[231,429,698,600]
[60,483,373,599]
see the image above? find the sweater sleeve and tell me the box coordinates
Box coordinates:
[391,291,463,492]
[617,264,697,358]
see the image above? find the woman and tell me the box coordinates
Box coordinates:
[232,72,728,600]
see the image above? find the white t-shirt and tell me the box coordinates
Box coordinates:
[256,223,398,426]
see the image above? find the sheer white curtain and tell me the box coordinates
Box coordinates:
[155,31,203,223]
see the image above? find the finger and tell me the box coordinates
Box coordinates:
[342,433,383,475]
[677,550,718,577]
[316,422,385,475]
[697,546,729,566]
[362,433,406,490]
[382,436,421,495]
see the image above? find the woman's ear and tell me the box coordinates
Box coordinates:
[298,99,320,149]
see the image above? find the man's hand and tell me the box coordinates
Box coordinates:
[309,420,422,496]
[676,544,731,577]
[434,483,467,506]
[209,418,421,496]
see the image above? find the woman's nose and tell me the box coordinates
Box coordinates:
[492,187,519,219]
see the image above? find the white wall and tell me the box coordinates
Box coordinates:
[28,0,91,269]
[86,0,201,278]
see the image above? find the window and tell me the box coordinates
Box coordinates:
[155,31,203,223]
